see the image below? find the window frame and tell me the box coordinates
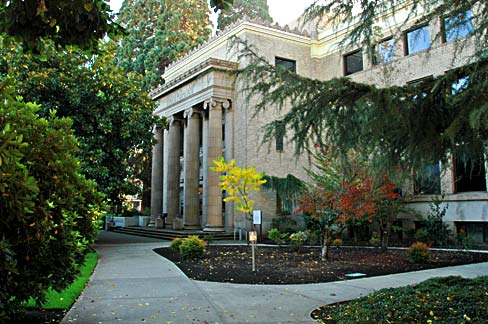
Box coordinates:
[275,56,296,73]
[442,9,474,43]
[343,49,363,76]
[404,24,431,56]
[373,37,396,65]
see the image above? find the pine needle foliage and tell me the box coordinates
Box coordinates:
[233,36,488,173]
[217,0,273,31]
[263,174,305,212]
[117,0,211,90]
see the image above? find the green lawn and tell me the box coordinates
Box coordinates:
[312,276,488,323]
[23,252,98,310]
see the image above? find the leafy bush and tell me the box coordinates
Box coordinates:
[0,82,104,320]
[179,236,206,259]
[421,197,452,246]
[170,238,184,252]
[408,242,430,263]
[289,231,308,248]
[415,228,430,242]
[312,276,488,324]
[369,231,380,246]
[202,235,215,244]
[268,228,288,246]
[332,238,343,248]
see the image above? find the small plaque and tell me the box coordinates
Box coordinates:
[249,231,258,242]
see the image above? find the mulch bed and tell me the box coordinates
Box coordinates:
[154,245,488,284]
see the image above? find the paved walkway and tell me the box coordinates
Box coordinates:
[61,231,488,324]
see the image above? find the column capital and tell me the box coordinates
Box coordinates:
[184,107,202,119]
[204,97,231,111]
[167,116,183,126]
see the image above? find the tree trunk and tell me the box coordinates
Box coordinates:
[381,227,389,252]
[321,228,330,261]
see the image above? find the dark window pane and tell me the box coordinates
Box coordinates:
[275,57,296,73]
[275,122,284,151]
[374,39,396,64]
[344,50,363,75]
[444,10,474,42]
[415,163,441,194]
[455,157,487,192]
[406,26,431,55]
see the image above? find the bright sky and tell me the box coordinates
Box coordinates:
[108,0,316,25]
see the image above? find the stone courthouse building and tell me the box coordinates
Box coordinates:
[149,4,488,244]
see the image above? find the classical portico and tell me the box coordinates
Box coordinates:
[150,58,237,231]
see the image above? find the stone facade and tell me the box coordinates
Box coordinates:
[150,7,488,243]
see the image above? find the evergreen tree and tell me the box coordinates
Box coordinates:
[217,0,273,31]
[234,0,488,177]
[117,0,211,90]
[0,40,157,213]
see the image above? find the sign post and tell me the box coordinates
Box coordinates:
[249,231,258,272]
[252,210,262,242]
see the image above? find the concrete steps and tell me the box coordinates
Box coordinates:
[112,226,235,241]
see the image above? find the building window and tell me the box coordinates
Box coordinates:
[456,222,488,244]
[275,57,296,73]
[344,50,363,75]
[415,163,441,195]
[373,38,396,64]
[405,25,431,55]
[454,156,487,193]
[443,10,474,42]
[275,121,284,151]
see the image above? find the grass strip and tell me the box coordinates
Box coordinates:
[23,252,98,310]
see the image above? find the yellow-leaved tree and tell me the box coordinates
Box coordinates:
[211,157,267,229]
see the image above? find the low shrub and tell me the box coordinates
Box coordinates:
[202,235,215,244]
[179,236,206,259]
[408,242,430,263]
[268,228,288,246]
[332,238,343,248]
[415,228,430,243]
[312,276,488,324]
[170,238,184,252]
[369,231,380,246]
[289,231,308,248]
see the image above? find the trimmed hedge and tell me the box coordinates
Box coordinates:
[312,276,488,323]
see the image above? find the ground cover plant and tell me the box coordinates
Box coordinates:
[155,245,488,284]
[311,276,488,323]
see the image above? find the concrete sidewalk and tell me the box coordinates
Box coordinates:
[61,232,488,324]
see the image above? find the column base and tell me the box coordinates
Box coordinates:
[203,225,225,232]
[184,224,202,230]
[173,218,184,230]
[147,220,156,227]
[155,218,165,229]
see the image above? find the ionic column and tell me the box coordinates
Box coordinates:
[201,114,209,228]
[183,108,202,229]
[204,98,230,232]
[149,126,164,227]
[166,116,182,226]
[223,107,235,231]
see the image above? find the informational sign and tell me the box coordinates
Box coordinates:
[252,210,262,225]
